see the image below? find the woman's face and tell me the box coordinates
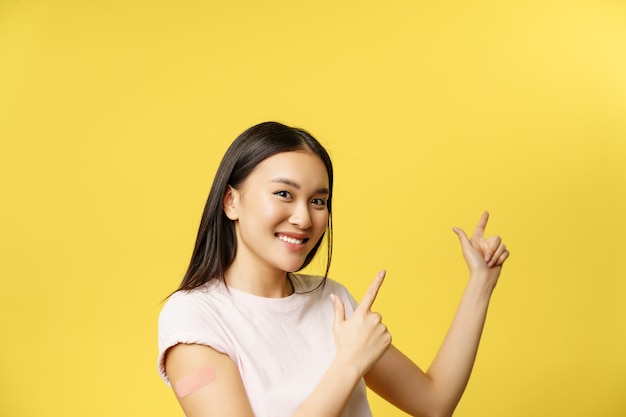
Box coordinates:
[224,151,330,276]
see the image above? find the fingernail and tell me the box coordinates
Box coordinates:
[485,253,492,263]
[329,294,337,303]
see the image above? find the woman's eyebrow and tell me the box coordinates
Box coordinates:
[271,177,300,189]
[271,178,329,194]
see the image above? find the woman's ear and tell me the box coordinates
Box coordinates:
[223,185,239,220]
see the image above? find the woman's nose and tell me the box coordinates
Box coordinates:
[289,203,312,229]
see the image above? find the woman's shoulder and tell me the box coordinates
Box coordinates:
[160,280,225,319]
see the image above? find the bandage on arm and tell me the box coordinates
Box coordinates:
[174,365,216,398]
[165,343,254,416]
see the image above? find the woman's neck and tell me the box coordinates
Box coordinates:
[223,262,293,298]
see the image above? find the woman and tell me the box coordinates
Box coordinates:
[158,121,510,417]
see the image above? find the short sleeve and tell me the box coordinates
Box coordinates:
[157,290,231,385]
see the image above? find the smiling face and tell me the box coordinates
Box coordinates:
[223,151,330,281]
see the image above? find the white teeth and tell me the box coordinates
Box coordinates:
[278,235,304,244]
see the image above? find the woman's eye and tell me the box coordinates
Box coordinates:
[311,198,326,207]
[274,190,292,199]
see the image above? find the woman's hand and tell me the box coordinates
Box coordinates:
[330,271,392,378]
[452,211,510,290]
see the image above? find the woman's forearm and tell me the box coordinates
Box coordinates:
[426,272,495,415]
[292,357,362,417]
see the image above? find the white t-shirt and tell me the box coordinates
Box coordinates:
[158,274,373,417]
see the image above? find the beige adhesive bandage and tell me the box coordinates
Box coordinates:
[173,366,216,398]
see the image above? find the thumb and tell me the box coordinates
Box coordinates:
[452,226,471,250]
[330,294,345,328]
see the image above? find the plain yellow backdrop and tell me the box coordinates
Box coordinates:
[1,1,625,416]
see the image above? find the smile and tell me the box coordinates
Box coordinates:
[276,234,308,245]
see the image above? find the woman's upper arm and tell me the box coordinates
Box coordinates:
[164,343,254,417]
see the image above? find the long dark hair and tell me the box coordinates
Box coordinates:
[175,121,334,292]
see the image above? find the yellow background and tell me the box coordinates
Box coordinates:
[1,1,625,416]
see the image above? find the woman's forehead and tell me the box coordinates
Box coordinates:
[248,151,329,186]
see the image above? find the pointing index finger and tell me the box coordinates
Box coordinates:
[472,210,490,238]
[358,270,386,312]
